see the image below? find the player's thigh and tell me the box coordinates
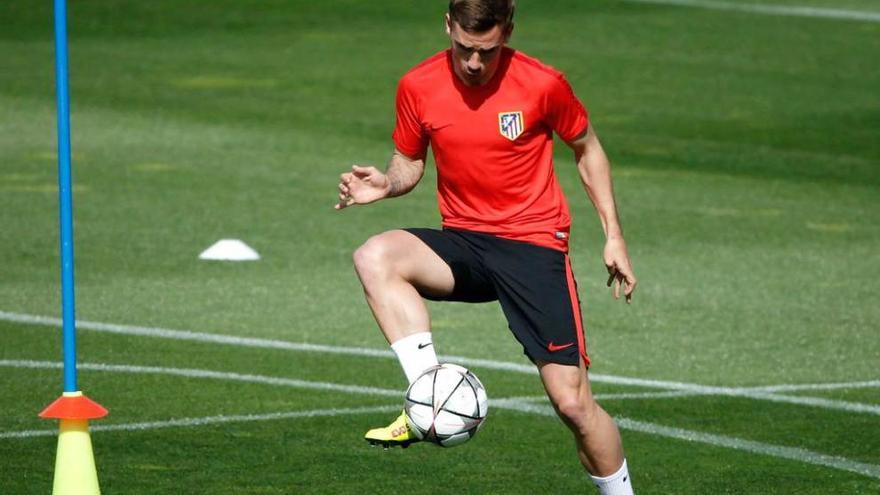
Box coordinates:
[537,359,595,409]
[356,229,455,297]
[487,240,587,365]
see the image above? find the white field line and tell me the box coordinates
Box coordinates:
[745,381,880,393]
[1,311,878,415]
[597,389,880,407]
[598,391,720,400]
[649,385,880,415]
[502,393,688,404]
[622,0,880,23]
[3,360,879,480]
[0,360,401,398]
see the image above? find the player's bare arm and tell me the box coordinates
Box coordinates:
[335,150,426,209]
[566,125,638,303]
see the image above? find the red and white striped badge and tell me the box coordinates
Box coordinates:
[498,111,524,141]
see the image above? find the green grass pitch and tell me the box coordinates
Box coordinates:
[1,0,878,493]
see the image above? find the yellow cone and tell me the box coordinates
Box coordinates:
[40,391,107,494]
[51,419,101,495]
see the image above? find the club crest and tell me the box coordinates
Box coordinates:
[498,111,524,141]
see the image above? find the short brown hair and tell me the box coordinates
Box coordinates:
[448,0,515,32]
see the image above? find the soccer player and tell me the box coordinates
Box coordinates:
[335,1,637,493]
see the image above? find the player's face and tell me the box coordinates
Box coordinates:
[446,17,511,87]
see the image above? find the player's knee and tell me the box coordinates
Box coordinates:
[552,393,596,427]
[554,396,585,423]
[353,235,395,283]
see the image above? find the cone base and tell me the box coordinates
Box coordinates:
[40,391,108,420]
[52,419,101,495]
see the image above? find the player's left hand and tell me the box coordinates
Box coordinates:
[603,237,637,303]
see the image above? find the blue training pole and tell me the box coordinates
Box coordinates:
[54,0,77,393]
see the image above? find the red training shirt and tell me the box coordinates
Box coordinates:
[392,47,589,252]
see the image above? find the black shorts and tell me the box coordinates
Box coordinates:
[405,228,590,367]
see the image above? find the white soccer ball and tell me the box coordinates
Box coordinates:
[404,363,489,447]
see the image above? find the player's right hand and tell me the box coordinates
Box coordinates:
[335,165,391,210]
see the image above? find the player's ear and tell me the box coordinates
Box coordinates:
[445,13,452,36]
[503,22,514,42]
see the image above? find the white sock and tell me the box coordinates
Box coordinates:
[590,459,634,495]
[390,332,439,384]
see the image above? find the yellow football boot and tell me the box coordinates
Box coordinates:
[364,410,420,449]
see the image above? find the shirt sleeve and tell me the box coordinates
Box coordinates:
[544,74,589,143]
[391,76,429,159]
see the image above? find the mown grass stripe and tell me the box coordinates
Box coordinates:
[622,0,880,23]
[2,311,878,416]
[615,417,880,480]
[493,399,880,480]
[0,405,401,440]
[4,359,879,480]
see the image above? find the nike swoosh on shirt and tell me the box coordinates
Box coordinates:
[428,123,454,132]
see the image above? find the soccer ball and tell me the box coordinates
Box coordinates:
[404,363,488,447]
